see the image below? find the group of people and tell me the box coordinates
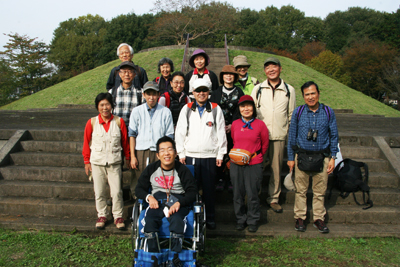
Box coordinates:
[82,42,339,246]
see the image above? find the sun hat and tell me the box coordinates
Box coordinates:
[189,49,210,68]
[233,55,251,68]
[219,65,239,84]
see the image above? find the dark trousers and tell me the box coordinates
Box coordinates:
[186,156,216,222]
[230,163,263,226]
[144,192,190,252]
[216,132,233,182]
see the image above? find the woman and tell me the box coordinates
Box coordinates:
[184,49,219,99]
[230,95,269,233]
[159,71,190,126]
[233,55,259,95]
[153,57,174,94]
[82,92,131,230]
[210,65,244,191]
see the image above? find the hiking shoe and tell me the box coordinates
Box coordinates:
[216,180,224,191]
[96,217,107,229]
[114,218,126,230]
[248,224,258,233]
[313,219,329,233]
[269,203,283,213]
[236,223,246,231]
[295,218,306,232]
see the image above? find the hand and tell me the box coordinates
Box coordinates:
[168,202,180,216]
[216,159,223,167]
[126,159,131,170]
[179,157,186,165]
[148,195,159,209]
[84,163,92,176]
[287,161,295,173]
[130,157,138,170]
[327,158,335,174]
[225,124,232,133]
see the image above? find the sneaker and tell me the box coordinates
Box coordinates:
[216,180,224,192]
[313,219,329,233]
[269,203,283,213]
[96,217,107,229]
[236,223,246,231]
[248,224,258,232]
[114,218,126,230]
[295,218,306,232]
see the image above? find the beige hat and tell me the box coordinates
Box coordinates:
[283,171,295,191]
[233,55,251,68]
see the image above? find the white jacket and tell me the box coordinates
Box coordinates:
[175,101,227,160]
[251,79,296,140]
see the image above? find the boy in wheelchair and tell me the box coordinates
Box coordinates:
[135,136,197,255]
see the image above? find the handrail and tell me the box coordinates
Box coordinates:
[181,34,190,72]
[224,34,229,65]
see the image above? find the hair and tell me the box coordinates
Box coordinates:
[301,81,319,96]
[117,43,134,56]
[171,71,185,81]
[238,101,257,119]
[156,136,176,153]
[95,92,114,110]
[157,57,175,73]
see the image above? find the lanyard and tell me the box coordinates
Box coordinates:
[160,168,174,202]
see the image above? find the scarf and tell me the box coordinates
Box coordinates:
[241,117,254,130]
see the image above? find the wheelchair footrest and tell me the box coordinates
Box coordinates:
[134,249,197,267]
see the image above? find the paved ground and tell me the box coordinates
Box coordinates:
[1,108,400,136]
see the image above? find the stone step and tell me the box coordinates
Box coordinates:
[338,136,374,146]
[0,165,132,184]
[0,180,95,200]
[29,129,84,142]
[0,196,133,219]
[340,146,381,159]
[1,215,399,238]
[10,152,83,167]
[213,203,400,224]
[21,140,83,153]
[350,158,390,173]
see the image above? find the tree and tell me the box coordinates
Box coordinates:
[0,33,50,96]
[306,50,350,85]
[48,14,107,74]
[150,0,209,13]
[298,41,326,63]
[378,57,400,110]
[0,58,17,106]
[343,38,398,99]
[374,9,400,51]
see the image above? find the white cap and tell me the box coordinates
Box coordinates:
[283,171,295,191]
[192,79,211,91]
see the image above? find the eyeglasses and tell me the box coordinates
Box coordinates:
[158,148,175,154]
[173,81,185,85]
[120,70,134,75]
[194,88,209,93]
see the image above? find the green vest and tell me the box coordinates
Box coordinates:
[235,76,257,95]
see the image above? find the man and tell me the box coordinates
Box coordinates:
[135,136,197,255]
[108,61,143,129]
[287,81,338,234]
[129,81,174,198]
[106,43,148,90]
[175,79,227,230]
[251,57,296,213]
[233,55,259,95]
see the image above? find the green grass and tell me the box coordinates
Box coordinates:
[1,229,399,266]
[0,49,184,110]
[2,47,399,117]
[229,50,400,117]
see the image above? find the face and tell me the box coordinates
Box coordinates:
[264,63,282,81]
[236,66,249,78]
[118,45,133,62]
[171,75,185,94]
[143,90,160,108]
[239,102,254,120]
[193,87,209,105]
[98,99,112,119]
[303,84,320,110]
[119,67,134,84]
[160,63,171,78]
[194,55,206,70]
[223,73,235,85]
[156,141,177,169]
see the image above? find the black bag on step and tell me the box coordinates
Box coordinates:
[332,159,373,210]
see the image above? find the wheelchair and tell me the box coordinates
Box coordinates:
[131,165,206,267]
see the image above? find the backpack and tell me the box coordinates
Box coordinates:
[296,103,331,122]
[163,92,189,108]
[331,158,373,210]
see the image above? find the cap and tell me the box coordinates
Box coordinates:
[233,55,251,68]
[119,61,135,69]
[192,79,211,91]
[238,95,254,105]
[263,57,281,67]
[143,81,159,92]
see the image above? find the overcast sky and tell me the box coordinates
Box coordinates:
[0,0,398,51]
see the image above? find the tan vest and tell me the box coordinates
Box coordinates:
[90,116,122,166]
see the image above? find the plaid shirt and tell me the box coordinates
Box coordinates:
[110,85,142,127]
[287,103,339,161]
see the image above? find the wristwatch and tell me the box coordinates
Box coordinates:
[332,156,337,160]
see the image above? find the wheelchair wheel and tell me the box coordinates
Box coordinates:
[131,201,140,251]
[195,207,206,255]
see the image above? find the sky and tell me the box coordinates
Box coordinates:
[0,0,398,51]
